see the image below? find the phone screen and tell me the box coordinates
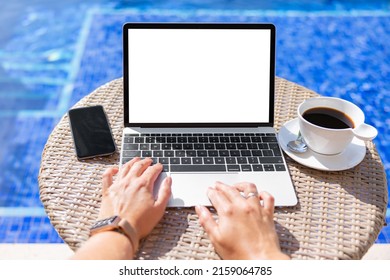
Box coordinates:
[68,105,116,159]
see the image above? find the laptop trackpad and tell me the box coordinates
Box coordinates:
[154,173,240,207]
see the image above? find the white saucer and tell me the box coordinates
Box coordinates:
[278,118,366,171]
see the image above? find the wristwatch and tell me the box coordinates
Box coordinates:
[90,215,138,253]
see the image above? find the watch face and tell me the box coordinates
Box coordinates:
[91,215,119,230]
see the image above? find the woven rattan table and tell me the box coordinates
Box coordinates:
[39,77,388,260]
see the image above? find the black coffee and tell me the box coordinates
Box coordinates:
[302,107,354,129]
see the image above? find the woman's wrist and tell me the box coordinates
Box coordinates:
[71,231,135,260]
[90,215,139,255]
[94,230,136,259]
[262,251,290,260]
[243,243,290,260]
[249,250,290,260]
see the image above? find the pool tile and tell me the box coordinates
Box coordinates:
[0,217,63,243]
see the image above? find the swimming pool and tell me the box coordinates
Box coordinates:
[0,1,389,244]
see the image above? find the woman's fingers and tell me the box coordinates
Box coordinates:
[141,162,164,190]
[195,205,219,238]
[125,157,153,179]
[232,182,259,197]
[258,191,275,214]
[154,176,172,209]
[119,157,140,178]
[214,181,242,202]
[207,185,232,214]
[102,167,119,194]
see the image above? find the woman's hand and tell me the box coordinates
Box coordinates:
[98,157,172,244]
[195,181,289,260]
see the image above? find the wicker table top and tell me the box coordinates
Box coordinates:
[39,77,388,260]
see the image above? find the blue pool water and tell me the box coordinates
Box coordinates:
[0,1,389,244]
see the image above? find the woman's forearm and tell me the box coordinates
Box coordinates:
[70,231,135,260]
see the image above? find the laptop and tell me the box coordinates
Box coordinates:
[121,22,297,207]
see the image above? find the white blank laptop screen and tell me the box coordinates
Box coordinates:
[127,28,271,124]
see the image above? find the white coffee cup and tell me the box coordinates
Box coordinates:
[297,97,377,155]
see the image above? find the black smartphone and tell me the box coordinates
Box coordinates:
[68,105,116,160]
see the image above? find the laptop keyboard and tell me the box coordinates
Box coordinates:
[121,133,286,172]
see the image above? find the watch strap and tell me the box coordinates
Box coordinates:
[90,216,139,254]
[117,218,139,253]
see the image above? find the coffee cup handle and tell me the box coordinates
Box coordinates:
[352,123,378,141]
